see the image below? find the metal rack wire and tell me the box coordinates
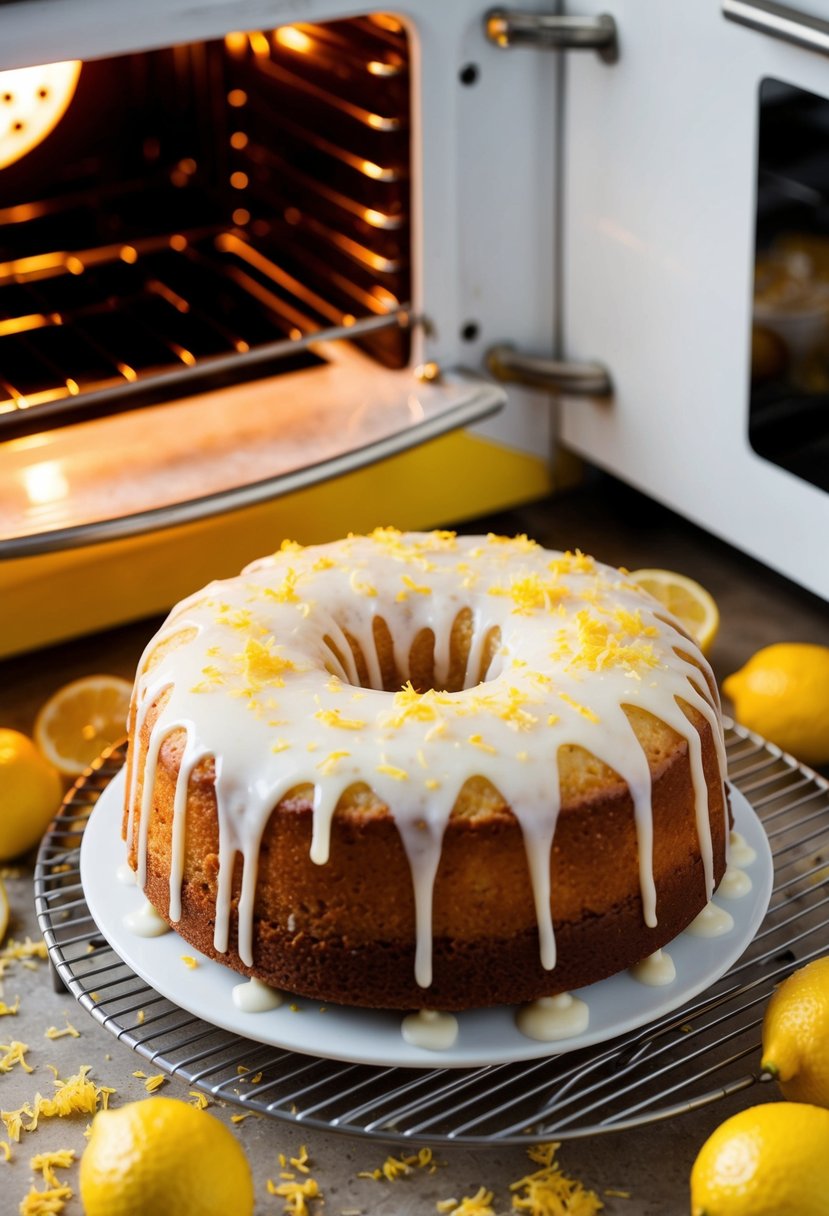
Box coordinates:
[34,722,829,1145]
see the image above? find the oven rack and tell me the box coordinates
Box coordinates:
[34,722,829,1145]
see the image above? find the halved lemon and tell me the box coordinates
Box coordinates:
[628,568,719,655]
[34,675,132,778]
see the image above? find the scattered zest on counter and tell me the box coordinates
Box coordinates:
[1,1065,116,1142]
[509,1142,603,1215]
[0,1039,32,1073]
[357,1146,435,1181]
[436,1187,495,1216]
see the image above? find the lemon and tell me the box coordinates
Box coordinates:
[79,1096,254,1216]
[0,728,62,861]
[722,644,829,767]
[690,1102,829,1215]
[761,956,829,1105]
[34,674,132,778]
[627,568,719,655]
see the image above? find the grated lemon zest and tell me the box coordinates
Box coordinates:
[31,1149,76,1188]
[1,1065,115,1142]
[44,1015,80,1041]
[468,734,496,755]
[266,1174,321,1215]
[315,709,366,731]
[180,956,198,969]
[189,1091,210,1109]
[0,997,20,1016]
[0,1040,32,1073]
[349,571,377,598]
[509,1142,603,1215]
[291,1144,311,1174]
[143,1074,166,1093]
[437,1186,495,1214]
[0,1139,9,1161]
[376,763,408,782]
[19,1182,73,1215]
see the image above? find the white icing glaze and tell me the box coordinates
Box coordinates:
[516,992,590,1041]
[685,901,734,937]
[401,1008,459,1050]
[231,976,283,1012]
[718,867,753,899]
[116,862,137,886]
[729,830,757,867]
[124,899,171,938]
[630,947,676,986]
[124,531,727,991]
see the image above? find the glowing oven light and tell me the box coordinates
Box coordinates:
[0,60,82,171]
[274,27,314,54]
[22,460,69,506]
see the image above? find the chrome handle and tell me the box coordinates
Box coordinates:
[484,9,618,62]
[723,0,829,56]
[486,344,612,396]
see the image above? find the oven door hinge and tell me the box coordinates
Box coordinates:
[486,344,613,396]
[484,9,619,62]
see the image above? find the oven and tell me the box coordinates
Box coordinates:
[1,0,827,657]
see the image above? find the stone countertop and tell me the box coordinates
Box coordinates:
[0,476,827,1216]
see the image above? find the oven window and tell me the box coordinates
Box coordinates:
[0,17,411,439]
[749,78,829,493]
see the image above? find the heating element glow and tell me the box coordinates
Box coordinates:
[0,61,82,171]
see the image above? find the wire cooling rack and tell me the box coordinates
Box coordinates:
[34,722,829,1145]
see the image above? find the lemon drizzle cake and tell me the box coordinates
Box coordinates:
[123,530,728,1010]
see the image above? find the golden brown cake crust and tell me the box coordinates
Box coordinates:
[130,704,728,1010]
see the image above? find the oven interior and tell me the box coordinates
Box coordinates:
[0,16,508,554]
[0,16,411,435]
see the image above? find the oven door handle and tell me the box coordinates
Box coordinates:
[723,0,829,57]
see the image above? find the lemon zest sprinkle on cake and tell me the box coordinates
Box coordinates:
[376,762,408,781]
[272,739,292,753]
[349,571,377,597]
[315,709,366,730]
[557,691,600,724]
[468,734,496,755]
[425,778,440,791]
[318,752,350,775]
[488,574,569,615]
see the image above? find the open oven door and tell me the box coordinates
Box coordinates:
[557,0,829,600]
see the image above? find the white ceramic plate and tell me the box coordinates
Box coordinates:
[81,770,773,1068]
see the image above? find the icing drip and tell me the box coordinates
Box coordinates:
[630,948,676,986]
[124,900,171,938]
[116,863,137,886]
[401,1009,459,1050]
[516,992,590,1041]
[125,532,727,991]
[231,977,283,1012]
[729,830,757,867]
[685,901,734,937]
[718,867,752,899]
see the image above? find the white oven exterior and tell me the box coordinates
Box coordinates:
[2,0,828,601]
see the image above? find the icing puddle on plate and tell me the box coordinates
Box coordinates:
[82,770,773,1069]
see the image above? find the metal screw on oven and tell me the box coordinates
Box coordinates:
[415,361,441,383]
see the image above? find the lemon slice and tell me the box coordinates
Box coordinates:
[34,675,132,778]
[628,568,719,655]
[0,877,8,943]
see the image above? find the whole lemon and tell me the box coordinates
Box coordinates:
[690,1102,829,1215]
[762,957,829,1105]
[722,643,829,767]
[79,1096,254,1216]
[0,728,62,861]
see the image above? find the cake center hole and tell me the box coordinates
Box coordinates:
[323,612,502,693]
